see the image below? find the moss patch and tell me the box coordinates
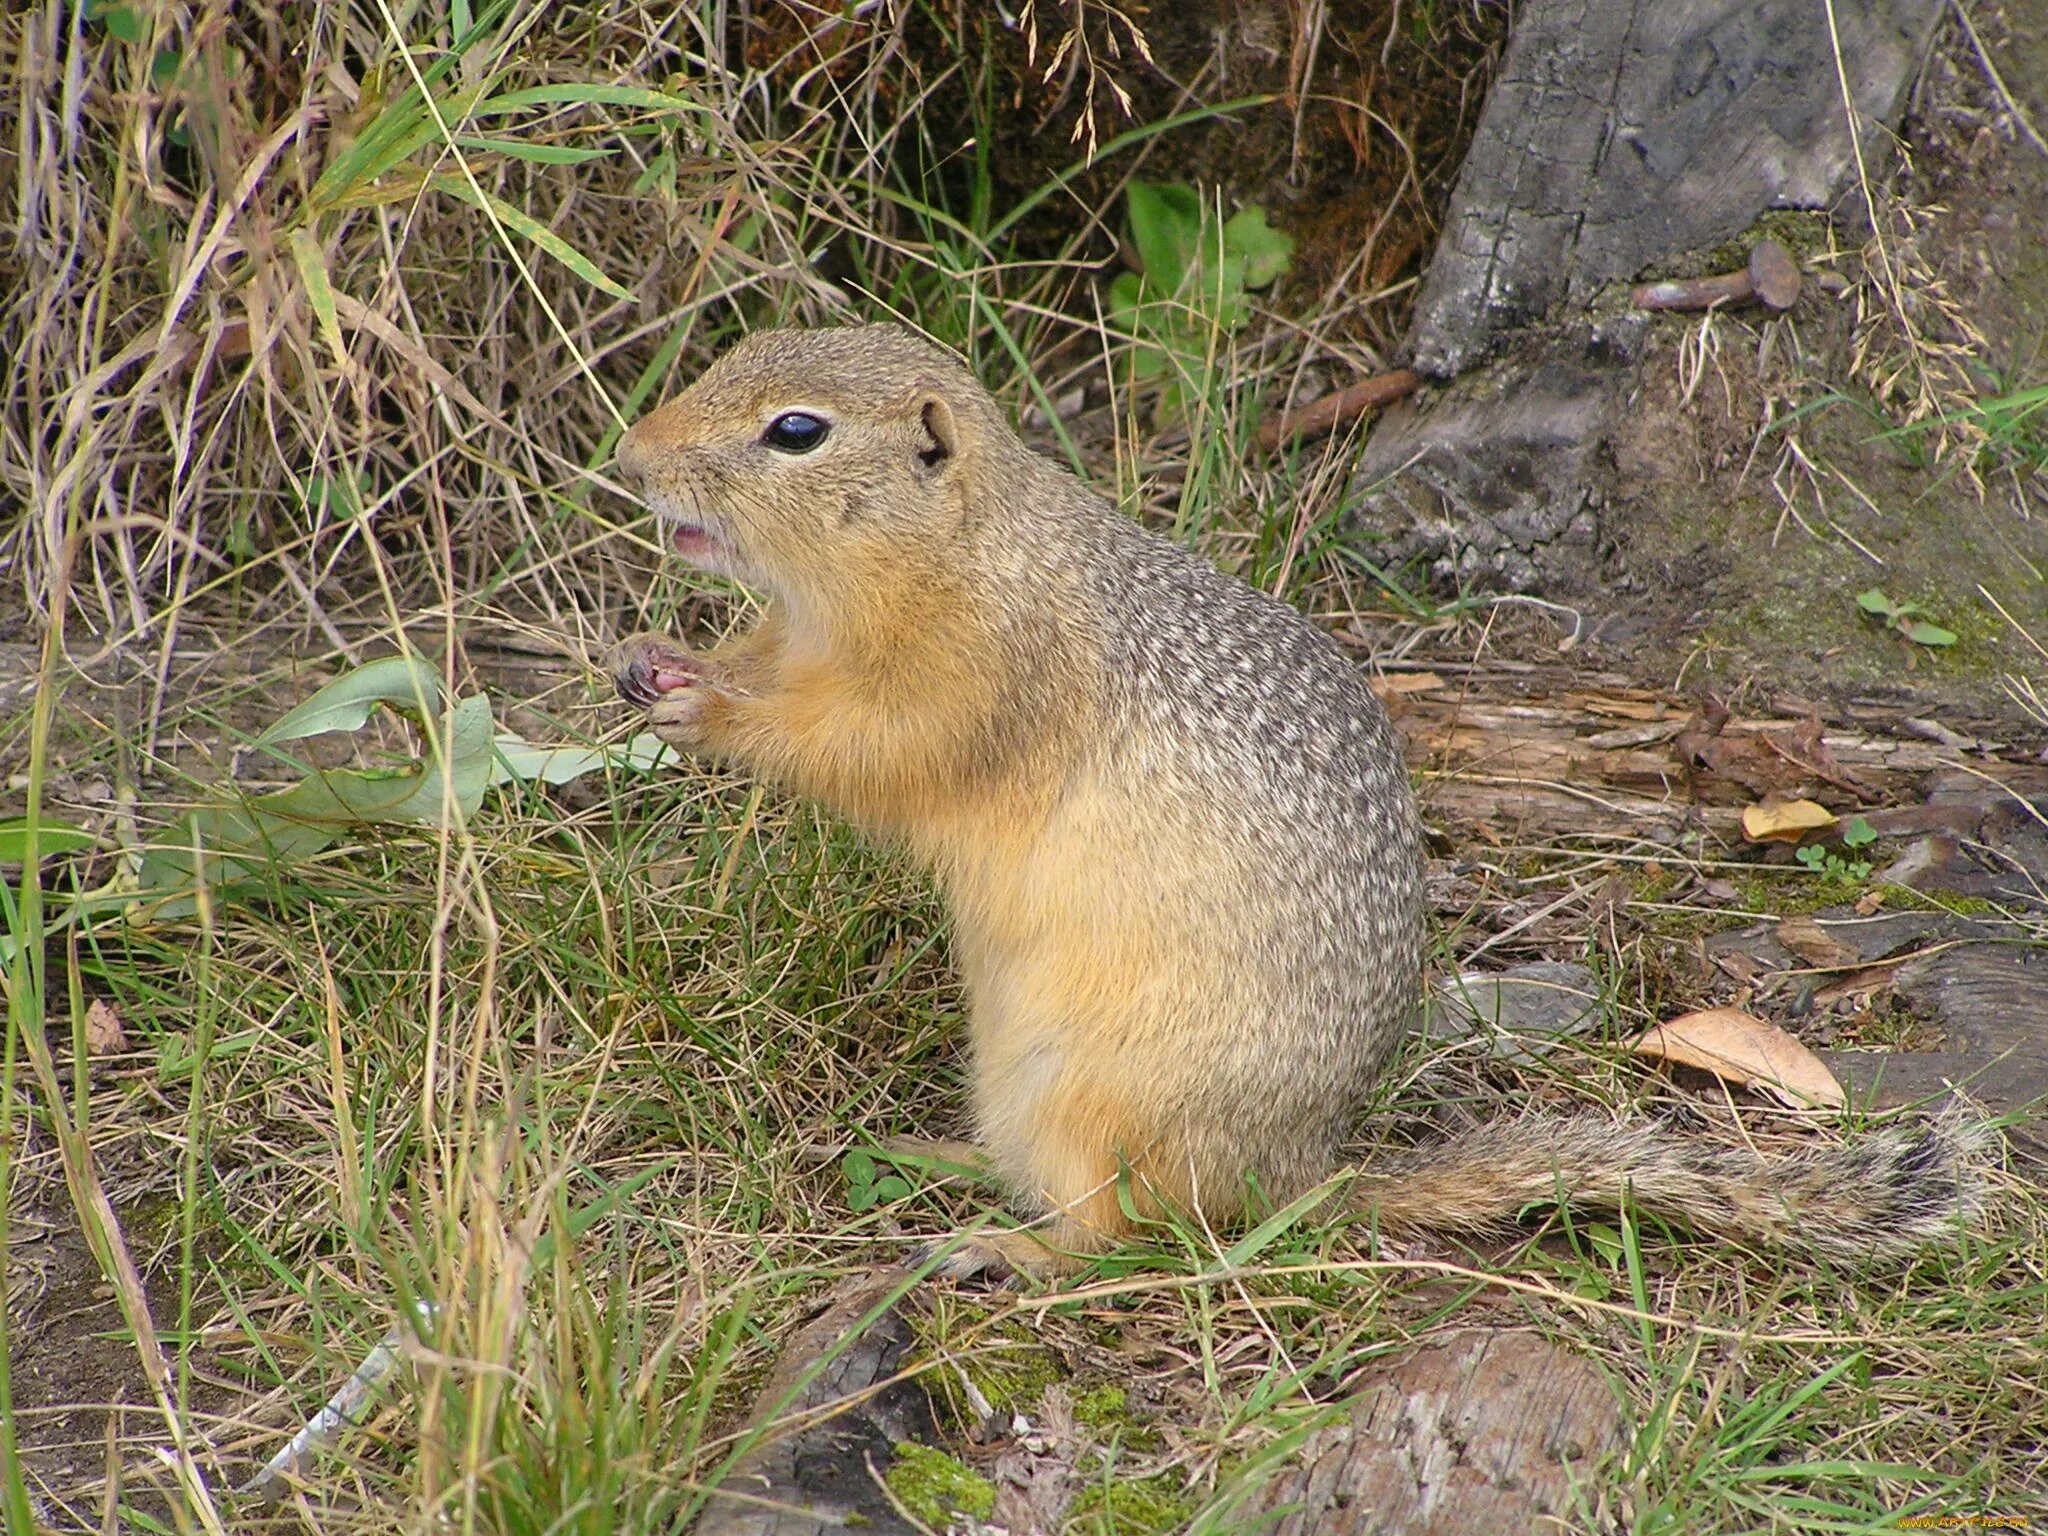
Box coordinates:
[1633,210,1836,284]
[1732,869,1858,916]
[884,1443,996,1528]
[917,1308,1068,1429]
[1066,1474,1196,1535]
[1071,1381,1163,1453]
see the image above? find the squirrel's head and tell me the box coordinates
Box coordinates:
[616,324,992,610]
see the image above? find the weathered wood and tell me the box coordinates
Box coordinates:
[1827,941,2048,1120]
[695,1271,934,1536]
[1225,1330,1624,1535]
[1376,673,2048,845]
[1347,0,1945,592]
[1406,0,1946,378]
[1350,344,1626,591]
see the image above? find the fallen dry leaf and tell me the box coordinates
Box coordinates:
[1812,962,1904,1007]
[84,999,128,1056]
[1774,914,1861,969]
[1631,1007,1845,1109]
[1373,671,1445,696]
[1742,798,1837,842]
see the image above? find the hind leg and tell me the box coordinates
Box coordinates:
[923,1186,1132,1284]
[928,1081,1215,1283]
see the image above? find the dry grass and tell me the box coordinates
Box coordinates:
[2,2,2043,1533]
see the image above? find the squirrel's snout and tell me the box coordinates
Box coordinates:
[615,425,650,484]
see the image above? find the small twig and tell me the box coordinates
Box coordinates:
[1257,366,1422,450]
[1633,240,1802,313]
[1485,594,1586,648]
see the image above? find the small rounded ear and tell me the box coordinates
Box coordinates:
[915,395,959,478]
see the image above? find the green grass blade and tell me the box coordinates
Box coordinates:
[987,95,1274,244]
[450,134,616,165]
[286,227,349,369]
[430,172,632,300]
[467,83,713,117]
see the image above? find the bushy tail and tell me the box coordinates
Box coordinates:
[1352,1111,1988,1264]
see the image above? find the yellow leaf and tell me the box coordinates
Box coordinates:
[1741,798,1836,842]
[287,227,349,370]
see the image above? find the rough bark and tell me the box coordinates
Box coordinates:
[1407,0,1946,378]
[694,1272,934,1536]
[1224,1330,1624,1535]
[1349,0,1946,591]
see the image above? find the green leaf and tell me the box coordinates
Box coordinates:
[133,679,494,921]
[158,1032,196,1080]
[843,1149,877,1189]
[466,83,713,117]
[1129,344,1169,382]
[87,2,147,43]
[288,226,350,370]
[0,818,97,862]
[1903,620,1957,647]
[631,149,678,199]
[263,692,493,827]
[1216,1176,1344,1270]
[1855,588,1896,617]
[1125,180,1203,293]
[254,655,451,747]
[1210,250,1251,328]
[1106,269,1146,325]
[871,1176,911,1204]
[487,731,674,787]
[1585,1221,1625,1268]
[134,801,342,919]
[297,470,370,522]
[430,172,632,299]
[1571,1269,1613,1301]
[1795,845,1827,871]
[1220,204,1293,289]
[1840,816,1878,849]
[450,135,616,165]
[312,81,487,211]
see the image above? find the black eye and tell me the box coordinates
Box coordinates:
[761,411,829,453]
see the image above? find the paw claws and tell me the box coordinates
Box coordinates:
[906,1236,1033,1289]
[606,635,706,709]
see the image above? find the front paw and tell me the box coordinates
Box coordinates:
[646,686,725,751]
[606,632,710,708]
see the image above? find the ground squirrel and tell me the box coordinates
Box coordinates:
[607,324,1981,1278]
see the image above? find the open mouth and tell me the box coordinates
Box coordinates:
[663,520,729,569]
[652,504,740,578]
